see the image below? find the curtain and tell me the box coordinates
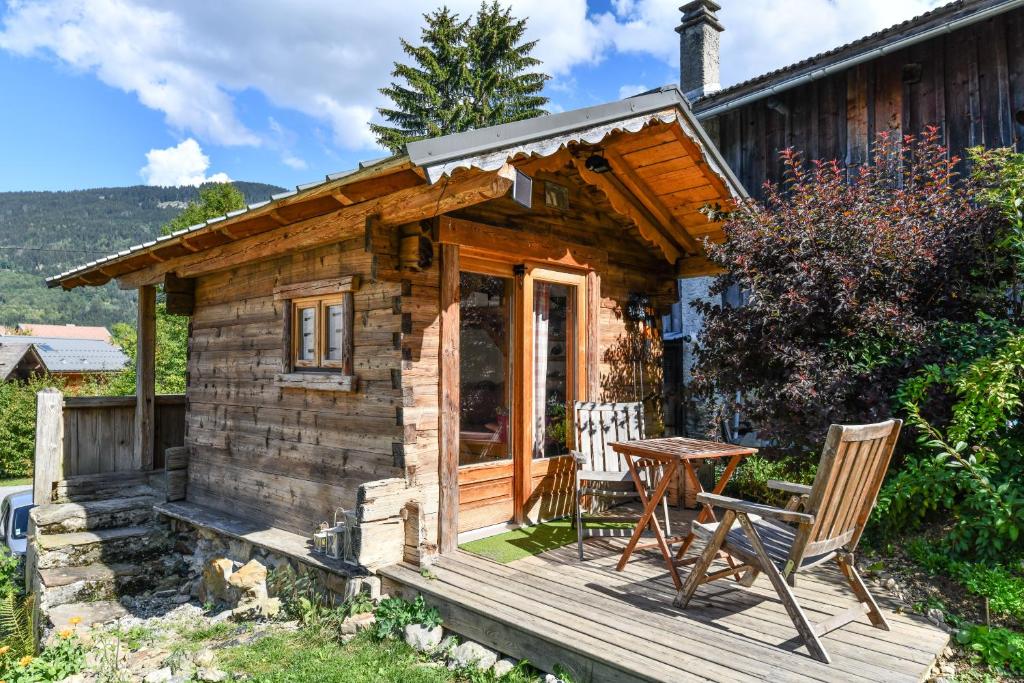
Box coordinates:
[533,282,550,459]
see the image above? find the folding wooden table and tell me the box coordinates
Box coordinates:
[609,437,757,589]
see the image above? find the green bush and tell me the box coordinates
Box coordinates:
[0,376,62,478]
[956,624,1024,675]
[908,540,1024,624]
[720,454,816,506]
[0,630,85,683]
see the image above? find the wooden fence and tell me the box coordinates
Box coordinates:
[33,389,186,503]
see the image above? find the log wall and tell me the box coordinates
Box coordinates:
[698,7,1024,197]
[186,231,407,537]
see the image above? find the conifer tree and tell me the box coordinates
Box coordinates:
[372,2,549,153]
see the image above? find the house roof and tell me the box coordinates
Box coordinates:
[0,336,128,373]
[47,86,744,289]
[0,343,44,381]
[13,324,111,342]
[694,0,1023,117]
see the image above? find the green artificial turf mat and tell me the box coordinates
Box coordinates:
[459,519,632,564]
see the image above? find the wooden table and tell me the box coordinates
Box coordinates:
[609,437,757,589]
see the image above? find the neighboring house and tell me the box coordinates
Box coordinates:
[9,324,112,343]
[666,0,1024,433]
[46,87,742,569]
[0,342,45,382]
[0,335,128,387]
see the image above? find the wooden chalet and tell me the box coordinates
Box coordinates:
[40,86,951,680]
[47,87,741,558]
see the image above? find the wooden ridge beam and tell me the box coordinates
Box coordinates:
[117,165,515,287]
[571,156,682,265]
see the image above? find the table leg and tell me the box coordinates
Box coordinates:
[616,455,682,589]
[675,454,748,582]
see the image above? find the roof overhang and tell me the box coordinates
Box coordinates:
[49,87,744,289]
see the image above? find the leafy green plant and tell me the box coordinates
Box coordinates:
[908,540,1024,623]
[0,629,85,683]
[0,592,34,659]
[371,595,441,640]
[0,375,64,477]
[957,624,1024,675]
[720,454,815,506]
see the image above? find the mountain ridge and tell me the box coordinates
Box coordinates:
[0,181,286,329]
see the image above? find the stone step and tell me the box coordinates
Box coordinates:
[31,495,157,534]
[36,561,161,609]
[52,472,158,503]
[46,599,130,632]
[34,525,171,569]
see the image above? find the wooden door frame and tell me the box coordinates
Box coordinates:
[437,222,599,552]
[516,266,588,524]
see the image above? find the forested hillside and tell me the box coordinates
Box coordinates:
[0,182,284,329]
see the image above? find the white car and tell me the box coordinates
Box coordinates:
[0,490,33,556]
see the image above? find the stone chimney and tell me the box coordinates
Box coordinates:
[677,0,724,100]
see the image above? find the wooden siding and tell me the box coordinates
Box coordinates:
[62,395,185,474]
[185,231,407,537]
[700,8,1024,197]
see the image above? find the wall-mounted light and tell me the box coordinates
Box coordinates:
[585,154,611,174]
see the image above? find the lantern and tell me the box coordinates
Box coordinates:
[326,507,357,562]
[312,521,330,555]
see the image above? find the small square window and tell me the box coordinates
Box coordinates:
[291,295,349,370]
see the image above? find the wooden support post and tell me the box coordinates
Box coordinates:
[438,244,460,554]
[135,284,157,471]
[33,388,64,505]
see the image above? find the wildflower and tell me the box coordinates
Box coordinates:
[0,645,9,655]
[17,655,32,667]
[58,628,74,639]
[68,616,82,625]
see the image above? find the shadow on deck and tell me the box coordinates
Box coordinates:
[379,508,948,683]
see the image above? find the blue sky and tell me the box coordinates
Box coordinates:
[0,0,943,192]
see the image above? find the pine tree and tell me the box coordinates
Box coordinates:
[372,3,549,154]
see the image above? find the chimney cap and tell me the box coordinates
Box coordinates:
[677,0,724,33]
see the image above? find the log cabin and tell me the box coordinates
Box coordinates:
[44,87,744,571]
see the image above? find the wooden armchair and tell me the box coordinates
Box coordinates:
[675,419,902,663]
[572,401,670,561]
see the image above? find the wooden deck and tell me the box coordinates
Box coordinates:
[379,510,948,683]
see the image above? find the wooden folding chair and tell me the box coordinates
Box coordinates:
[572,401,670,561]
[675,419,902,663]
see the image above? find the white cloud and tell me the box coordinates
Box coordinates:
[598,0,945,88]
[0,0,947,156]
[618,83,649,99]
[139,138,230,187]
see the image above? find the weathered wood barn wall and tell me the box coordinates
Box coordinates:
[695,5,1024,197]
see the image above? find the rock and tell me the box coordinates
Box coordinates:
[197,668,228,682]
[199,558,235,604]
[450,641,498,670]
[227,560,269,600]
[438,634,459,653]
[939,663,956,676]
[210,609,234,624]
[340,611,376,635]
[544,675,564,683]
[942,646,954,658]
[143,668,173,683]
[231,597,281,622]
[193,649,216,667]
[884,577,897,591]
[926,608,945,626]
[493,658,517,677]
[404,623,443,652]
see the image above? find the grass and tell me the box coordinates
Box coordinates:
[216,630,456,683]
[0,477,31,488]
[459,519,629,564]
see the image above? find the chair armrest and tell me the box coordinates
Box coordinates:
[767,480,813,496]
[696,493,815,525]
[571,450,587,466]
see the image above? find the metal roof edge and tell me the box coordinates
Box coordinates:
[407,86,692,168]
